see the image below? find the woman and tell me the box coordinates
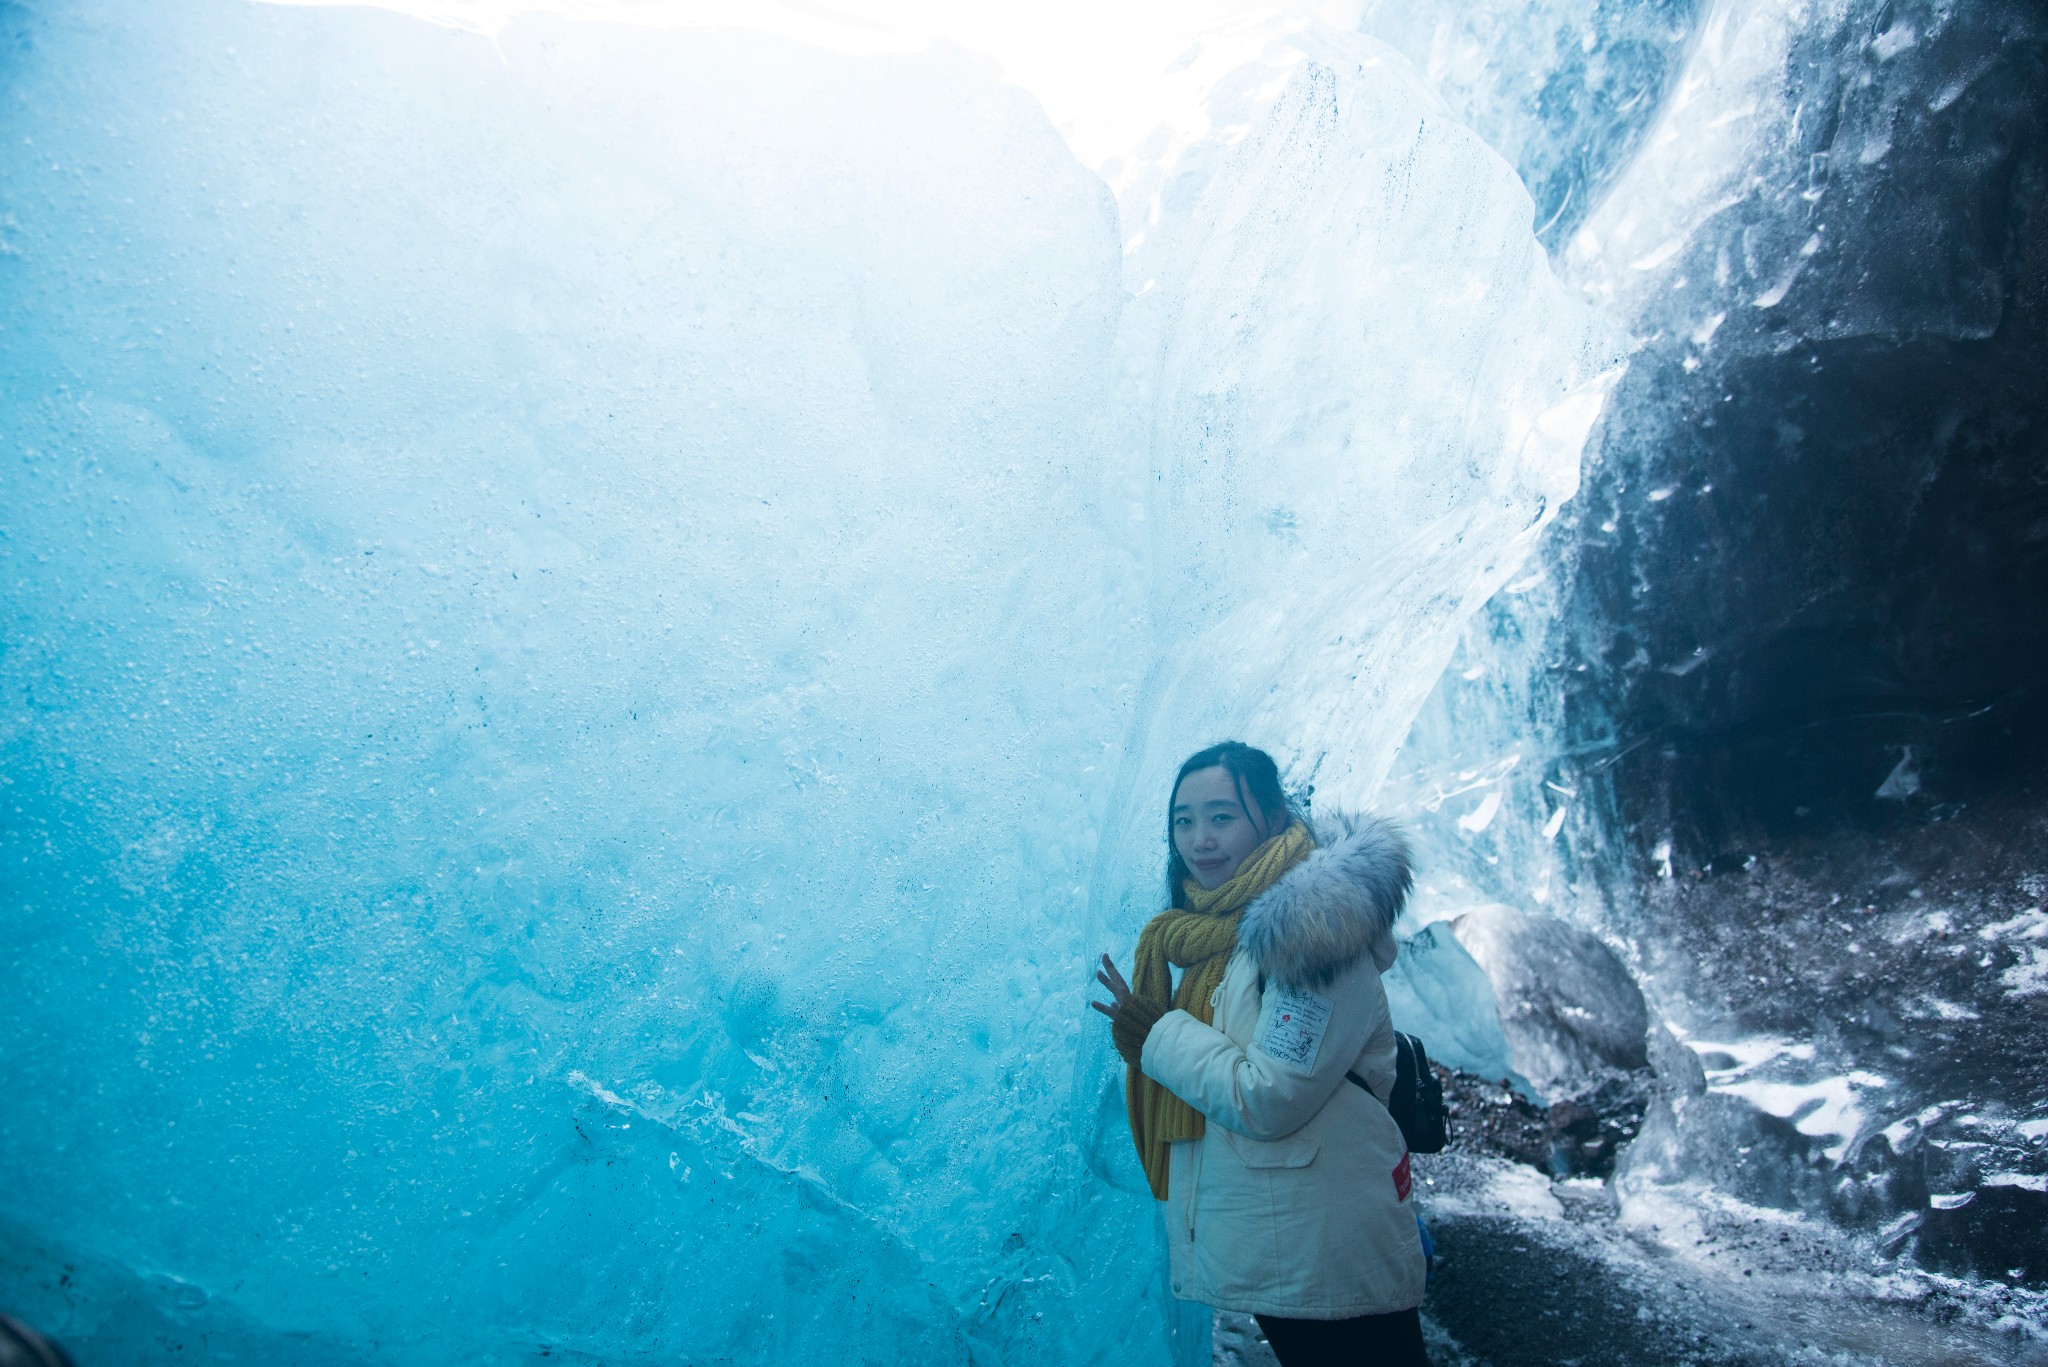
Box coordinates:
[1093,741,1428,1367]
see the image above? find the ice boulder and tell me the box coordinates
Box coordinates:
[1383,923,1524,1089]
[1451,904,1649,1095]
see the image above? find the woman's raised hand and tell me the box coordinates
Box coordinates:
[1094,954,1163,1064]
[1091,953,1134,1018]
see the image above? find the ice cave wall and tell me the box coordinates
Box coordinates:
[1393,0,2048,865]
[0,6,1145,1360]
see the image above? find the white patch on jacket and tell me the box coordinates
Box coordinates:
[1237,813,1413,989]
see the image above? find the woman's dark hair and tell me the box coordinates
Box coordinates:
[0,1314,76,1367]
[1164,741,1302,908]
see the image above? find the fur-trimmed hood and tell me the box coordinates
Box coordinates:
[1237,813,1413,988]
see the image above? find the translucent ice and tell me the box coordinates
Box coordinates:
[1450,903,1648,1096]
[0,2,1607,1362]
[1353,0,1704,245]
[1382,924,1524,1090]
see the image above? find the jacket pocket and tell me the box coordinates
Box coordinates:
[1222,1127,1319,1170]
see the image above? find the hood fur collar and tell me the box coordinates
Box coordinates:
[1237,813,1413,988]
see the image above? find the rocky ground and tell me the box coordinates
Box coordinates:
[1435,1068,1650,1181]
[1413,1147,2047,1367]
[1213,794,2048,1367]
[1631,792,2048,1277]
[1215,1140,2048,1367]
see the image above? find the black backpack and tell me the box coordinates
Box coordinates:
[1347,1031,1449,1154]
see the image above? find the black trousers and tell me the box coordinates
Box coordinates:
[1253,1308,1430,1367]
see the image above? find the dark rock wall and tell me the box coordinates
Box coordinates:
[1562,0,2048,871]
[1394,0,2048,891]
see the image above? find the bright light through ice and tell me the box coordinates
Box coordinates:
[257,0,1377,218]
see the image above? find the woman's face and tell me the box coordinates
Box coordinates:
[1172,765,1272,890]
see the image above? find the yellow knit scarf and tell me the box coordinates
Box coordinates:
[1125,820,1314,1199]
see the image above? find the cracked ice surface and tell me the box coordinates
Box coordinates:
[0,1,1607,1362]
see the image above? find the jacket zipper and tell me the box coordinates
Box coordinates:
[1186,980,1229,1244]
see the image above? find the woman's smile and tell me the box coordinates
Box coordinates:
[1172,764,1272,889]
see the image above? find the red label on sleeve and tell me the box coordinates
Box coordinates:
[1392,1152,1413,1202]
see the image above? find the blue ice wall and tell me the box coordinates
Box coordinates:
[0,3,1604,1362]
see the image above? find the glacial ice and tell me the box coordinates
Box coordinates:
[0,1,1608,1363]
[1448,903,1648,1097]
[1352,0,1703,246]
[1379,925,1523,1091]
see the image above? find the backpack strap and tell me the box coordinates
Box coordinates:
[1394,1031,1418,1091]
[1347,1033,1415,1103]
[1345,1068,1388,1103]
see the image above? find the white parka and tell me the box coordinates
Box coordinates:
[1139,814,1427,1320]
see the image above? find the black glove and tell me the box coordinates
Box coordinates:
[1111,995,1164,1066]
